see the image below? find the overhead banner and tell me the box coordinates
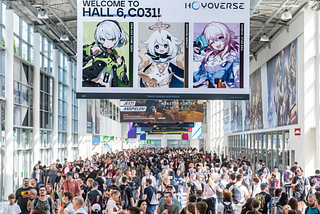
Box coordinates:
[267,39,298,127]
[77,0,250,100]
[120,100,203,122]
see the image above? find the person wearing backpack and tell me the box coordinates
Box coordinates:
[305,194,320,214]
[291,167,310,202]
[283,166,293,197]
[119,176,134,210]
[128,176,139,203]
[30,185,55,214]
[268,173,280,197]
[216,192,236,214]
[143,178,158,214]
[268,188,282,214]
[239,168,252,196]
[274,192,288,214]
[254,183,271,214]
[217,174,228,204]
[228,174,249,204]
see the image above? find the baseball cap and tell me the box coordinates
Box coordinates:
[93,181,99,186]
[261,183,268,189]
[92,204,101,211]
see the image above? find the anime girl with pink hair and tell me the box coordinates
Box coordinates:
[193,21,240,88]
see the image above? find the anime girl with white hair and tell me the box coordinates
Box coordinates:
[193,21,240,88]
[83,20,129,87]
[138,20,185,88]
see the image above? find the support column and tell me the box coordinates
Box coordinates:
[67,60,73,160]
[4,5,14,197]
[32,29,41,167]
[52,48,59,160]
[315,9,320,170]
[78,99,88,159]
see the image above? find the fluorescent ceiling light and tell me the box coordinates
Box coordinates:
[60,33,69,41]
[38,9,48,19]
[260,34,269,42]
[281,9,292,21]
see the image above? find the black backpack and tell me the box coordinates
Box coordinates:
[222,202,235,214]
[121,186,130,209]
[129,182,139,201]
[270,178,276,189]
[33,198,53,212]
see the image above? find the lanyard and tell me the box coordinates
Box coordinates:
[166,204,173,213]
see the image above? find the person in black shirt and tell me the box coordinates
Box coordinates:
[109,177,120,191]
[79,177,88,200]
[78,167,86,179]
[119,176,134,209]
[15,178,33,214]
[95,171,105,193]
[87,167,97,180]
[254,183,271,214]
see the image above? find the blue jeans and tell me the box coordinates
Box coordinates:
[178,186,183,208]
[147,205,157,214]
[217,198,223,203]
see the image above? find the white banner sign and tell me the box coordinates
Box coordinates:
[77,0,250,100]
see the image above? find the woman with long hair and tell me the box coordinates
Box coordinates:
[282,205,291,214]
[86,178,94,192]
[137,199,151,214]
[241,198,254,214]
[274,192,288,214]
[269,188,282,214]
[249,199,261,214]
[46,183,59,213]
[287,198,300,214]
[106,190,124,214]
[217,192,236,214]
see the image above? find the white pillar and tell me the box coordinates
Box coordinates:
[315,9,320,170]
[78,99,88,159]
[32,30,41,166]
[52,48,59,160]
[4,6,14,197]
[67,60,73,160]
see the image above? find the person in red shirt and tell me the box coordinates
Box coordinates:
[268,172,280,197]
[62,162,72,175]
[62,172,81,199]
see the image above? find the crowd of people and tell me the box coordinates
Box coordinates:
[5,147,320,214]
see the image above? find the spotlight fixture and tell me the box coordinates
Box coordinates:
[60,33,69,41]
[38,8,48,19]
[281,9,292,21]
[260,34,269,42]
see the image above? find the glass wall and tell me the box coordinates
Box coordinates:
[100,100,120,122]
[167,140,190,148]
[227,130,290,183]
[72,63,79,159]
[139,140,161,148]
[0,2,4,47]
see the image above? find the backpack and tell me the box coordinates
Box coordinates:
[229,184,242,203]
[121,186,130,209]
[33,198,53,212]
[242,176,251,193]
[270,198,279,214]
[270,179,276,189]
[149,187,159,205]
[129,182,139,201]
[163,159,168,166]
[216,180,226,198]
[91,198,102,214]
[276,204,283,214]
[222,202,235,214]
[106,178,112,187]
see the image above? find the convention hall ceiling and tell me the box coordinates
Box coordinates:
[7,0,317,60]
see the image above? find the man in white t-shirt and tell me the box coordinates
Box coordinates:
[141,169,157,193]
[229,174,249,204]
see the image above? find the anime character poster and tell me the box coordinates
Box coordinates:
[82,21,133,88]
[138,21,188,88]
[230,100,243,132]
[193,22,242,89]
[95,99,100,134]
[244,68,263,131]
[267,39,297,127]
[87,99,93,133]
